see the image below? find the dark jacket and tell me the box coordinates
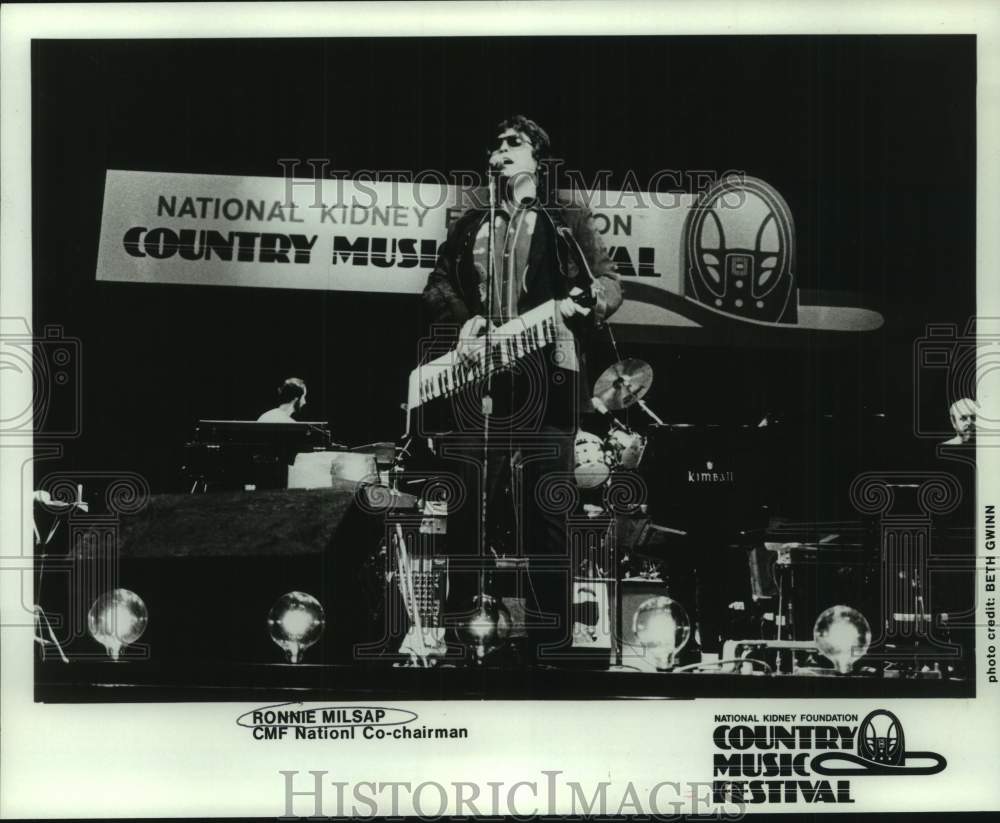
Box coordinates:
[420,192,624,424]
[422,192,623,329]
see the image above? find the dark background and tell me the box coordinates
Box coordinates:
[32,36,976,520]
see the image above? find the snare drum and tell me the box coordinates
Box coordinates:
[605,427,647,470]
[574,431,610,489]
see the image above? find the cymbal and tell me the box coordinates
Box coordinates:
[592,359,653,411]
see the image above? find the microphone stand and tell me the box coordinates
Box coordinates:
[305,422,338,449]
[472,166,498,663]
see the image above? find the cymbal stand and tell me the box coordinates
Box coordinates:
[603,314,624,364]
[636,398,666,426]
[599,321,666,428]
[773,552,795,673]
[33,486,85,664]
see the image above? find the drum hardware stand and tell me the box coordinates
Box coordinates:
[389,436,412,493]
[578,501,624,668]
[393,523,430,666]
[607,416,630,436]
[586,355,667,669]
[33,486,86,663]
[603,312,624,364]
[635,399,665,426]
[773,550,796,673]
[597,314,632,427]
[305,422,336,448]
[611,523,624,668]
[595,313,666,427]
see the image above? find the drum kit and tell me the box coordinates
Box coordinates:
[573,358,661,490]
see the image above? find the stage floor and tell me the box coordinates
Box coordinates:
[35,658,972,703]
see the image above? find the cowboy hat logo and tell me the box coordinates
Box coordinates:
[684,176,797,324]
[811,710,946,776]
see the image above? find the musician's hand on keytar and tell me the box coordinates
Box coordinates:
[558,296,592,319]
[456,315,487,365]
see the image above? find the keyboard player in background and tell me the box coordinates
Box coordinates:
[943,397,977,446]
[257,377,308,423]
[420,114,623,664]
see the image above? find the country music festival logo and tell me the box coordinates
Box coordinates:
[711,709,947,805]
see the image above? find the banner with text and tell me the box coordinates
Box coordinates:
[96,170,882,335]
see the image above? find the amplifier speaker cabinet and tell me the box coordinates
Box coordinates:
[36,486,369,665]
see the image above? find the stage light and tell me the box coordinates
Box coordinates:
[632,596,691,670]
[456,594,511,662]
[87,589,148,661]
[267,591,325,663]
[813,605,872,674]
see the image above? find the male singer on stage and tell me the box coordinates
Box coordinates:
[421,115,623,663]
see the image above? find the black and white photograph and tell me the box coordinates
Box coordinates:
[2,2,999,818]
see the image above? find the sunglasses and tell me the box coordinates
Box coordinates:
[494,133,532,150]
